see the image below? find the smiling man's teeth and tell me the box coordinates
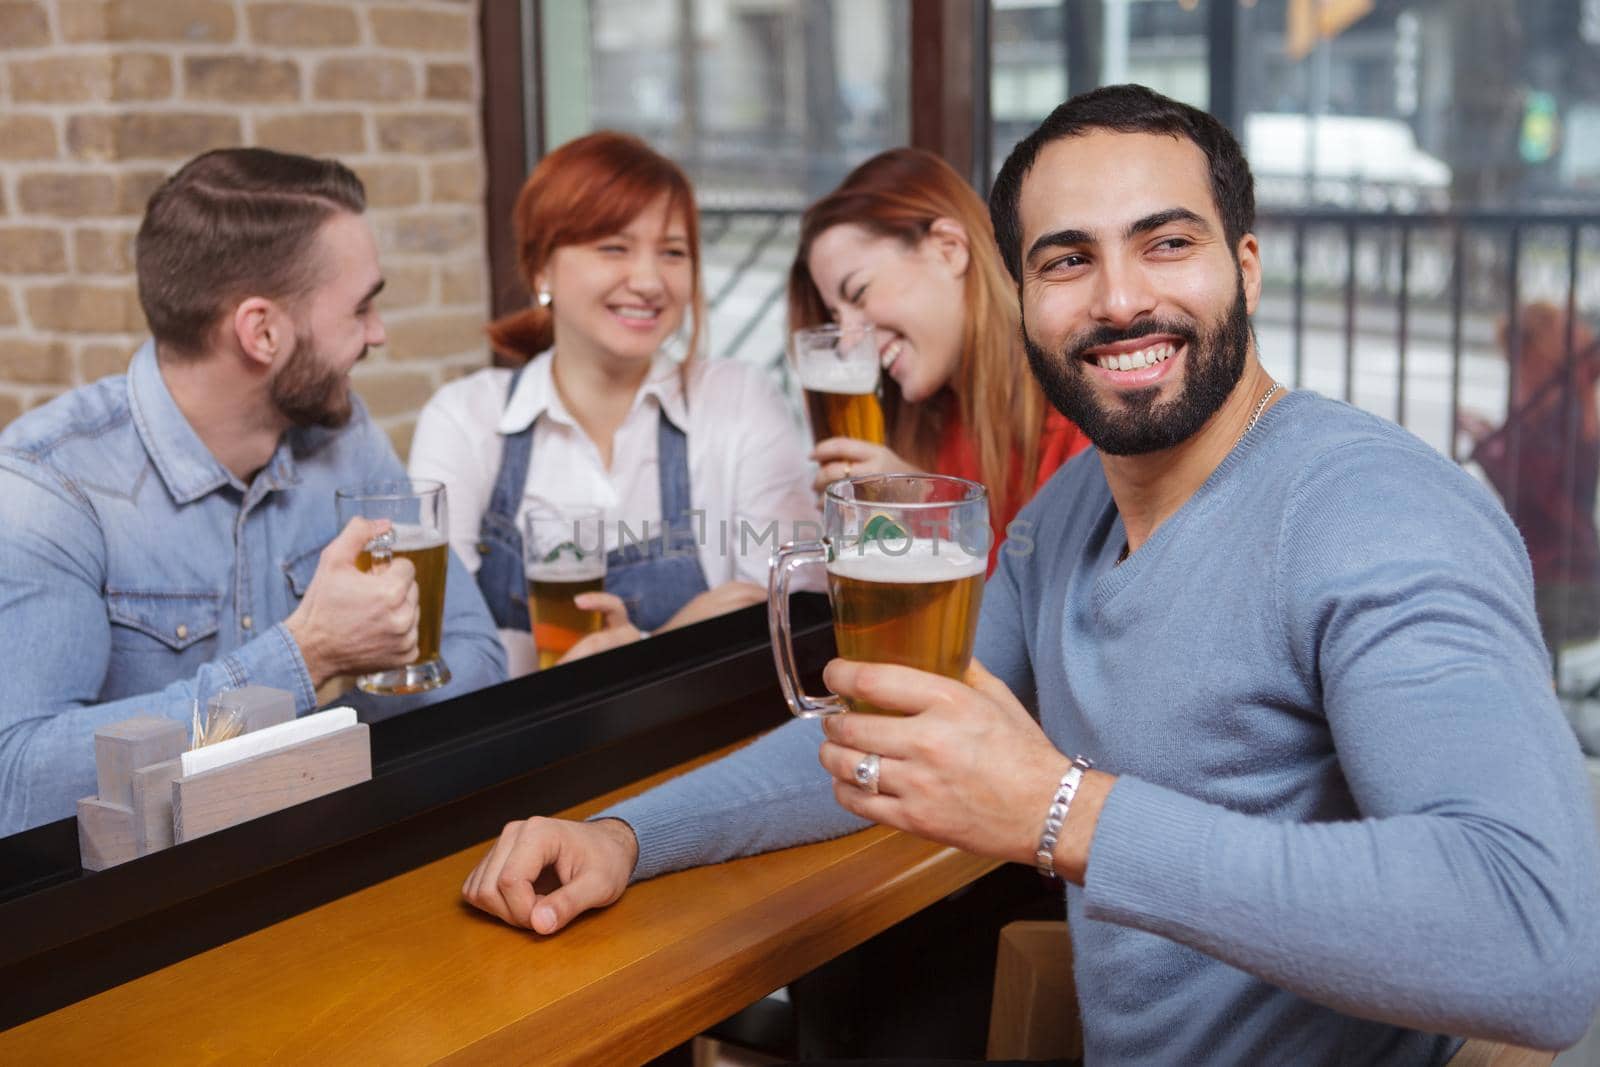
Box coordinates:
[1097,343,1175,371]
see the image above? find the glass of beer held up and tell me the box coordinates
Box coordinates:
[524,504,608,670]
[769,474,987,716]
[335,479,452,695]
[792,322,886,447]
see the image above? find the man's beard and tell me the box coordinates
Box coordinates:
[1023,282,1252,457]
[272,331,357,429]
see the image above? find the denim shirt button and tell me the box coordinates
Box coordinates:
[175,623,189,641]
[241,615,253,631]
[476,542,490,556]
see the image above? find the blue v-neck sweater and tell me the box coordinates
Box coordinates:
[603,390,1600,1064]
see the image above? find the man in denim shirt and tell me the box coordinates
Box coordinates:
[0,148,506,835]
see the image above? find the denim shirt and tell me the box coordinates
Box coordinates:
[0,342,507,835]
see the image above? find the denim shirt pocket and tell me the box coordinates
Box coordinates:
[283,544,323,600]
[106,589,222,653]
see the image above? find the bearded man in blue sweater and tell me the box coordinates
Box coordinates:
[462,86,1600,1064]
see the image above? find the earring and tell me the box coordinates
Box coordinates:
[537,288,552,308]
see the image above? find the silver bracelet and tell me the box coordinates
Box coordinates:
[1035,754,1094,878]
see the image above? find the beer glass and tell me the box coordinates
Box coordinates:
[792,323,886,446]
[769,474,988,716]
[523,504,607,670]
[335,479,452,695]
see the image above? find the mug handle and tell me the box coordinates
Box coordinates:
[769,539,848,717]
[366,525,396,570]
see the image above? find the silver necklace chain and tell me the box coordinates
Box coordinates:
[1115,380,1284,566]
[1236,381,1283,448]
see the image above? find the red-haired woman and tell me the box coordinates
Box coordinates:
[410,132,814,677]
[790,148,1090,564]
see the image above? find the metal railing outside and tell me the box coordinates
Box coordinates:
[1254,209,1598,466]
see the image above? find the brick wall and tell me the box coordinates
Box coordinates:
[0,0,492,459]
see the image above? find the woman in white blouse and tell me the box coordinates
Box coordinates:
[409,132,815,677]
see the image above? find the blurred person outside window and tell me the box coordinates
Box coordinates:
[1460,303,1600,661]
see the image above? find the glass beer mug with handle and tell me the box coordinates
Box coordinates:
[769,474,988,717]
[334,478,452,695]
[792,322,887,447]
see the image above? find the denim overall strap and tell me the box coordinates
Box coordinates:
[474,365,533,631]
[603,407,711,633]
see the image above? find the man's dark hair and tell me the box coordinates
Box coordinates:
[989,84,1255,281]
[135,147,366,358]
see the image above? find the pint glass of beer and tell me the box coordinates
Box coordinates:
[335,479,452,695]
[792,323,886,446]
[523,505,607,670]
[769,474,988,716]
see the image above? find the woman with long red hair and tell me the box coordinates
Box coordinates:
[410,132,814,677]
[790,148,1090,560]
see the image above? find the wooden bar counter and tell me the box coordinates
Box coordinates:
[1,746,997,1065]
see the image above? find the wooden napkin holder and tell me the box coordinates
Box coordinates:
[77,716,186,871]
[76,688,368,870]
[172,721,370,843]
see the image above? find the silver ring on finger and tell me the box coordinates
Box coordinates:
[854,752,881,795]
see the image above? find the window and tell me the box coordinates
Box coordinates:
[990,0,1210,178]
[540,0,910,209]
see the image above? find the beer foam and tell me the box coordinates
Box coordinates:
[385,523,446,552]
[826,538,986,582]
[796,352,878,395]
[527,556,605,582]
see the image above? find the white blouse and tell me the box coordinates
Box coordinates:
[408,351,819,675]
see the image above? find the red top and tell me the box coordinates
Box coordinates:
[933,404,1092,572]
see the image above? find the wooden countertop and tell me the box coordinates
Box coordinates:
[2,745,998,1065]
